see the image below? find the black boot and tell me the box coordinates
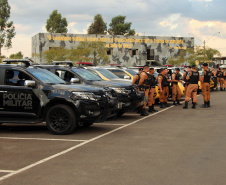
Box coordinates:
[136,107,141,113]
[207,101,210,107]
[148,106,153,113]
[152,105,158,112]
[173,101,177,106]
[177,100,181,105]
[201,102,208,108]
[140,109,149,116]
[164,102,170,107]
[220,88,223,91]
[183,102,188,109]
[160,102,166,108]
[191,102,196,109]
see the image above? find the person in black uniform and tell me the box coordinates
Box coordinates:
[183,65,201,109]
[201,63,212,108]
[171,68,182,105]
[148,68,158,113]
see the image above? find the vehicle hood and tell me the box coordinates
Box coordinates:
[52,84,105,92]
[92,80,131,88]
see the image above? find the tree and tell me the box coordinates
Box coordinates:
[108,15,135,35]
[46,10,68,33]
[9,51,23,59]
[0,0,16,56]
[87,14,107,34]
[195,45,221,62]
[68,41,110,65]
[43,47,69,63]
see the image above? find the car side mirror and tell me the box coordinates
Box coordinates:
[124,75,131,79]
[70,78,80,83]
[24,80,36,88]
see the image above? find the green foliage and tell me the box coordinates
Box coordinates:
[9,51,23,59]
[68,41,110,65]
[108,15,135,35]
[87,14,107,34]
[0,0,16,55]
[43,47,69,64]
[195,45,221,62]
[46,10,68,33]
[167,46,221,66]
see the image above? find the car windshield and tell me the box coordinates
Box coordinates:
[72,68,102,81]
[27,68,66,84]
[95,68,119,79]
[107,69,128,78]
[124,69,137,76]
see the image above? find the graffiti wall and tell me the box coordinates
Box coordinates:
[32,33,194,66]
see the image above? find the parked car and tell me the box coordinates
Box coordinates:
[0,59,115,134]
[36,61,145,116]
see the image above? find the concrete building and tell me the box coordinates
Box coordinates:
[32,33,194,66]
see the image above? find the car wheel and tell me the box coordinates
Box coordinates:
[46,104,77,135]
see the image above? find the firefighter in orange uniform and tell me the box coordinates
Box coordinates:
[172,68,182,105]
[201,63,212,108]
[183,65,201,109]
[138,65,150,116]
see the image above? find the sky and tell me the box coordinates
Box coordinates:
[3,0,226,57]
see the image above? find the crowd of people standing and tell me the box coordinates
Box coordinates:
[132,63,226,116]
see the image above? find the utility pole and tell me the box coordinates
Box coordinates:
[188,32,220,62]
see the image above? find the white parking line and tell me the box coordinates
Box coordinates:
[0,105,173,182]
[0,170,15,173]
[0,137,86,142]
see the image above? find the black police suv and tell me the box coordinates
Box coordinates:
[0,59,113,135]
[37,61,144,116]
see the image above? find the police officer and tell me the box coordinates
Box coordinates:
[223,68,226,90]
[148,68,158,113]
[164,68,171,107]
[138,65,150,116]
[216,68,221,89]
[158,68,168,108]
[219,68,225,91]
[172,68,182,105]
[201,63,212,108]
[131,67,143,85]
[182,66,191,96]
[183,65,201,109]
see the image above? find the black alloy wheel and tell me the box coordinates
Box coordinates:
[46,104,77,135]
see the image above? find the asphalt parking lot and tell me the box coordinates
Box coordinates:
[0,90,226,185]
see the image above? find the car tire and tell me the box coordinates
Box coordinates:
[46,104,77,135]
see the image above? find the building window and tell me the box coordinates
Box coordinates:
[147,49,154,60]
[129,49,138,56]
[107,49,113,55]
